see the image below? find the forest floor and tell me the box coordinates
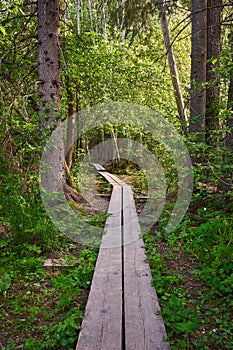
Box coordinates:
[0,238,97,350]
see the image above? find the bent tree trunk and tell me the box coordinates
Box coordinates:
[157,1,187,130]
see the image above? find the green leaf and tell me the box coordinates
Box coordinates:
[0,26,6,36]
[175,321,199,333]
[0,272,11,293]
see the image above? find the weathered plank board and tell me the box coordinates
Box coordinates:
[123,240,170,350]
[123,186,170,350]
[102,172,126,187]
[98,171,122,187]
[76,185,122,350]
[93,163,106,171]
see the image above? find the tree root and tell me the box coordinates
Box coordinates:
[63,183,99,213]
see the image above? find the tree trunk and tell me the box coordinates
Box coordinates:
[189,0,207,141]
[101,0,107,37]
[65,76,75,172]
[218,31,233,193]
[88,0,94,31]
[157,1,188,130]
[226,29,233,152]
[38,0,64,195]
[120,0,125,41]
[206,0,222,143]
[110,128,120,164]
[76,86,82,152]
[74,0,81,34]
[38,0,61,124]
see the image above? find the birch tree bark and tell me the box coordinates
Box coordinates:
[88,0,94,31]
[120,0,125,41]
[101,0,107,36]
[110,128,121,164]
[74,0,81,34]
[189,0,207,141]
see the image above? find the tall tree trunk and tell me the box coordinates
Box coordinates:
[120,0,125,41]
[219,30,233,193]
[110,128,120,164]
[101,0,107,37]
[206,0,222,143]
[74,0,81,34]
[65,76,75,172]
[88,0,94,31]
[157,1,187,131]
[38,0,61,123]
[76,88,82,152]
[38,0,64,195]
[226,29,233,152]
[189,0,207,141]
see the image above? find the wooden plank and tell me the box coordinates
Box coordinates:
[97,171,124,188]
[76,185,122,350]
[102,172,126,187]
[93,163,106,171]
[43,258,76,267]
[122,185,139,246]
[123,185,170,350]
[102,185,122,248]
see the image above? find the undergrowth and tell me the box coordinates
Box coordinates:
[143,191,233,349]
[0,168,99,349]
[0,238,98,349]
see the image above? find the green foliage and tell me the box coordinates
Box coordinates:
[0,272,11,295]
[61,29,181,117]
[144,186,233,349]
[185,218,233,303]
[11,305,83,350]
[0,239,46,283]
[1,190,62,250]
[0,232,97,349]
[24,307,83,350]
[143,232,200,349]
[51,248,97,311]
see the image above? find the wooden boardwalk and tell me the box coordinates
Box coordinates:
[76,164,170,350]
